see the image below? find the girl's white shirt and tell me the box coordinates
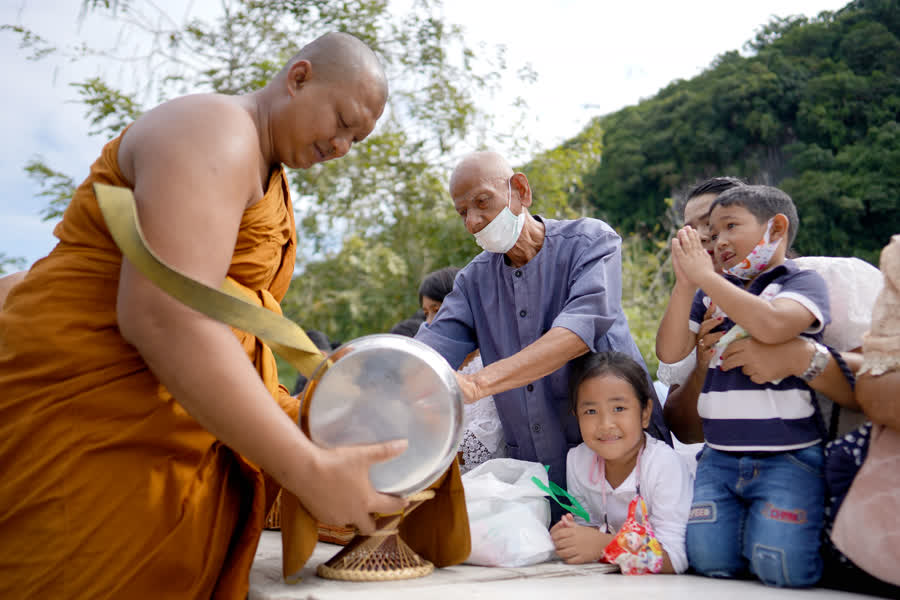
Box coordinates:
[566,433,693,573]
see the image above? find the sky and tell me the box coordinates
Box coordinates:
[0,0,851,269]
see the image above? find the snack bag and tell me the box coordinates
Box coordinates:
[713,324,783,383]
[602,495,663,575]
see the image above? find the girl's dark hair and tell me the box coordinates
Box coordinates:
[305,329,333,352]
[568,351,652,415]
[390,317,424,337]
[418,266,461,305]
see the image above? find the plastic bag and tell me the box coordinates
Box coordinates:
[602,495,664,575]
[462,458,555,567]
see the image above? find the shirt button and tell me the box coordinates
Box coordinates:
[515,270,522,277]
[532,423,542,433]
[527,384,534,392]
[519,310,527,318]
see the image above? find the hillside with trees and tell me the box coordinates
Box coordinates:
[580,0,899,265]
[9,0,898,383]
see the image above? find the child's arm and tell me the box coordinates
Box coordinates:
[554,450,615,563]
[550,515,615,564]
[656,229,701,363]
[698,277,817,344]
[673,228,818,345]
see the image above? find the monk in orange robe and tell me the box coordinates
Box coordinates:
[0,32,468,599]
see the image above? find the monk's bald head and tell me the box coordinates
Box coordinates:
[449,151,514,196]
[280,32,388,101]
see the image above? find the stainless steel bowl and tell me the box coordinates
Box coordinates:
[299,334,463,496]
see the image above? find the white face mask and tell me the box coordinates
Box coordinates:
[473,178,526,254]
[726,218,780,280]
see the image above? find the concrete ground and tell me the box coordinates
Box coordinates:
[249,531,875,600]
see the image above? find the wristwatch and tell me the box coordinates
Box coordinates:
[800,341,830,382]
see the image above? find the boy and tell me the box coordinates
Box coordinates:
[661,185,830,587]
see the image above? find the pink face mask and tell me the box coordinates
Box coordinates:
[726,218,780,280]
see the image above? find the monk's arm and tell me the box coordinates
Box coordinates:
[857,370,900,430]
[115,105,404,532]
[119,272,320,483]
[461,327,588,401]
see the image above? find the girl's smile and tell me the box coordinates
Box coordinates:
[576,373,652,472]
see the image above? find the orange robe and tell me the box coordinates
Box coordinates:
[0,131,469,599]
[0,131,299,598]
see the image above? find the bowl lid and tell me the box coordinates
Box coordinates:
[301,334,463,496]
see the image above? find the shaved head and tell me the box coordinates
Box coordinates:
[280,32,388,100]
[449,151,514,195]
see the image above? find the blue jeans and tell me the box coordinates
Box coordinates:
[686,444,825,587]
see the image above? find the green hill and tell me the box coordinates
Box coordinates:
[577,0,899,264]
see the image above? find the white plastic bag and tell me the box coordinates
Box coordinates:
[462,458,555,567]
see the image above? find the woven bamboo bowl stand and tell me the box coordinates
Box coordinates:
[316,489,436,581]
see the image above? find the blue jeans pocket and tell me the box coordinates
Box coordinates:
[695,444,710,464]
[784,445,824,477]
[752,544,789,587]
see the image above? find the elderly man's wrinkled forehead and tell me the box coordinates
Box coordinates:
[449,151,514,198]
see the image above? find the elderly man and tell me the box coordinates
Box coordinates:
[0,32,468,600]
[416,151,671,512]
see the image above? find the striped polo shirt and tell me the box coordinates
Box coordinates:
[689,260,831,452]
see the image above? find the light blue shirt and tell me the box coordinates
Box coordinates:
[416,216,670,489]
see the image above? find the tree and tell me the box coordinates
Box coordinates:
[0,253,27,276]
[520,117,603,219]
[7,0,535,384]
[578,0,899,262]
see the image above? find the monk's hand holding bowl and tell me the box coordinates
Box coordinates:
[296,440,409,535]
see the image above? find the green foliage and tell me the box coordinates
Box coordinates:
[71,78,143,138]
[582,0,900,261]
[620,234,674,378]
[782,121,900,263]
[21,0,896,391]
[0,253,27,276]
[16,0,534,390]
[284,236,409,340]
[24,159,77,222]
[1,24,56,60]
[521,118,603,219]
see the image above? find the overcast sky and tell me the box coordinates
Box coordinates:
[1,0,849,268]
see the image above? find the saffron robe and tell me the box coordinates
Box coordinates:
[0,131,469,599]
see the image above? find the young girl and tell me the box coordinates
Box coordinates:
[550,351,693,573]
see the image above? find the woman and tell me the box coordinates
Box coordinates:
[824,235,900,597]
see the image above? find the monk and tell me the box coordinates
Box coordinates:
[0,32,468,599]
